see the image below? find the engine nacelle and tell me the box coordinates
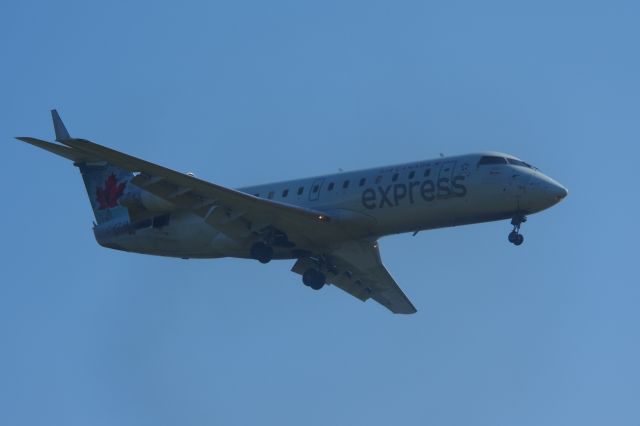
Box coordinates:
[119,188,175,212]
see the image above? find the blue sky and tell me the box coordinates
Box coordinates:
[1,1,638,425]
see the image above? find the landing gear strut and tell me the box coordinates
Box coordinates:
[508,215,526,246]
[302,268,326,290]
[250,241,274,264]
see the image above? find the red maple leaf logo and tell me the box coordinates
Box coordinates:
[96,173,126,210]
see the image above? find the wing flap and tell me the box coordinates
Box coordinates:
[292,240,417,314]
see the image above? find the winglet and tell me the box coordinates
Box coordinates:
[51,109,71,141]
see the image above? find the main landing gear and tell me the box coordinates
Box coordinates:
[508,215,526,246]
[250,241,274,264]
[300,255,331,290]
[250,230,295,264]
[302,268,326,290]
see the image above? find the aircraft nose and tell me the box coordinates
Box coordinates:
[552,182,569,202]
[525,174,568,212]
[541,178,568,207]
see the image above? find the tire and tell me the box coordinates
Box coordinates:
[508,231,518,244]
[302,269,317,286]
[259,246,274,264]
[514,234,524,246]
[251,242,273,264]
[309,272,326,290]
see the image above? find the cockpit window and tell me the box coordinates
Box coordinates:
[478,156,507,166]
[507,158,535,169]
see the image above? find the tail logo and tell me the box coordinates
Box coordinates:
[96,174,126,209]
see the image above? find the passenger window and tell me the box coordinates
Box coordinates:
[297,187,304,195]
[375,175,382,184]
[392,173,399,182]
[478,156,507,166]
[343,180,350,189]
[424,168,431,177]
[282,189,289,197]
[359,178,366,186]
[254,193,260,197]
[268,191,274,199]
[409,171,415,179]
[328,182,335,191]
[312,184,319,193]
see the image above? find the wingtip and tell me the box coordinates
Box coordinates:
[51,109,71,141]
[15,136,39,143]
[14,135,88,162]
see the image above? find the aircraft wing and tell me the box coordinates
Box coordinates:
[291,240,417,314]
[15,137,94,162]
[16,114,416,314]
[48,136,340,245]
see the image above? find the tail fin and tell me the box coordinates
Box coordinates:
[78,162,133,224]
[49,110,133,225]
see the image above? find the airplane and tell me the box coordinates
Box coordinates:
[15,110,568,314]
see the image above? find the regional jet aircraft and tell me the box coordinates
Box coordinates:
[15,111,568,314]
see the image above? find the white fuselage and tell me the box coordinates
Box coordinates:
[94,152,567,258]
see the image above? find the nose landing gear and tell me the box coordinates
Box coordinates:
[508,215,526,246]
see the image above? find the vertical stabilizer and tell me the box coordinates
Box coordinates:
[49,109,133,224]
[77,162,133,225]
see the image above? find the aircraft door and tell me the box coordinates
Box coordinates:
[308,178,324,202]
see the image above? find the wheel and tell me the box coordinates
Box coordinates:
[309,272,326,290]
[259,246,274,263]
[302,268,317,286]
[302,268,326,290]
[250,242,273,264]
[508,231,518,243]
[514,234,524,246]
